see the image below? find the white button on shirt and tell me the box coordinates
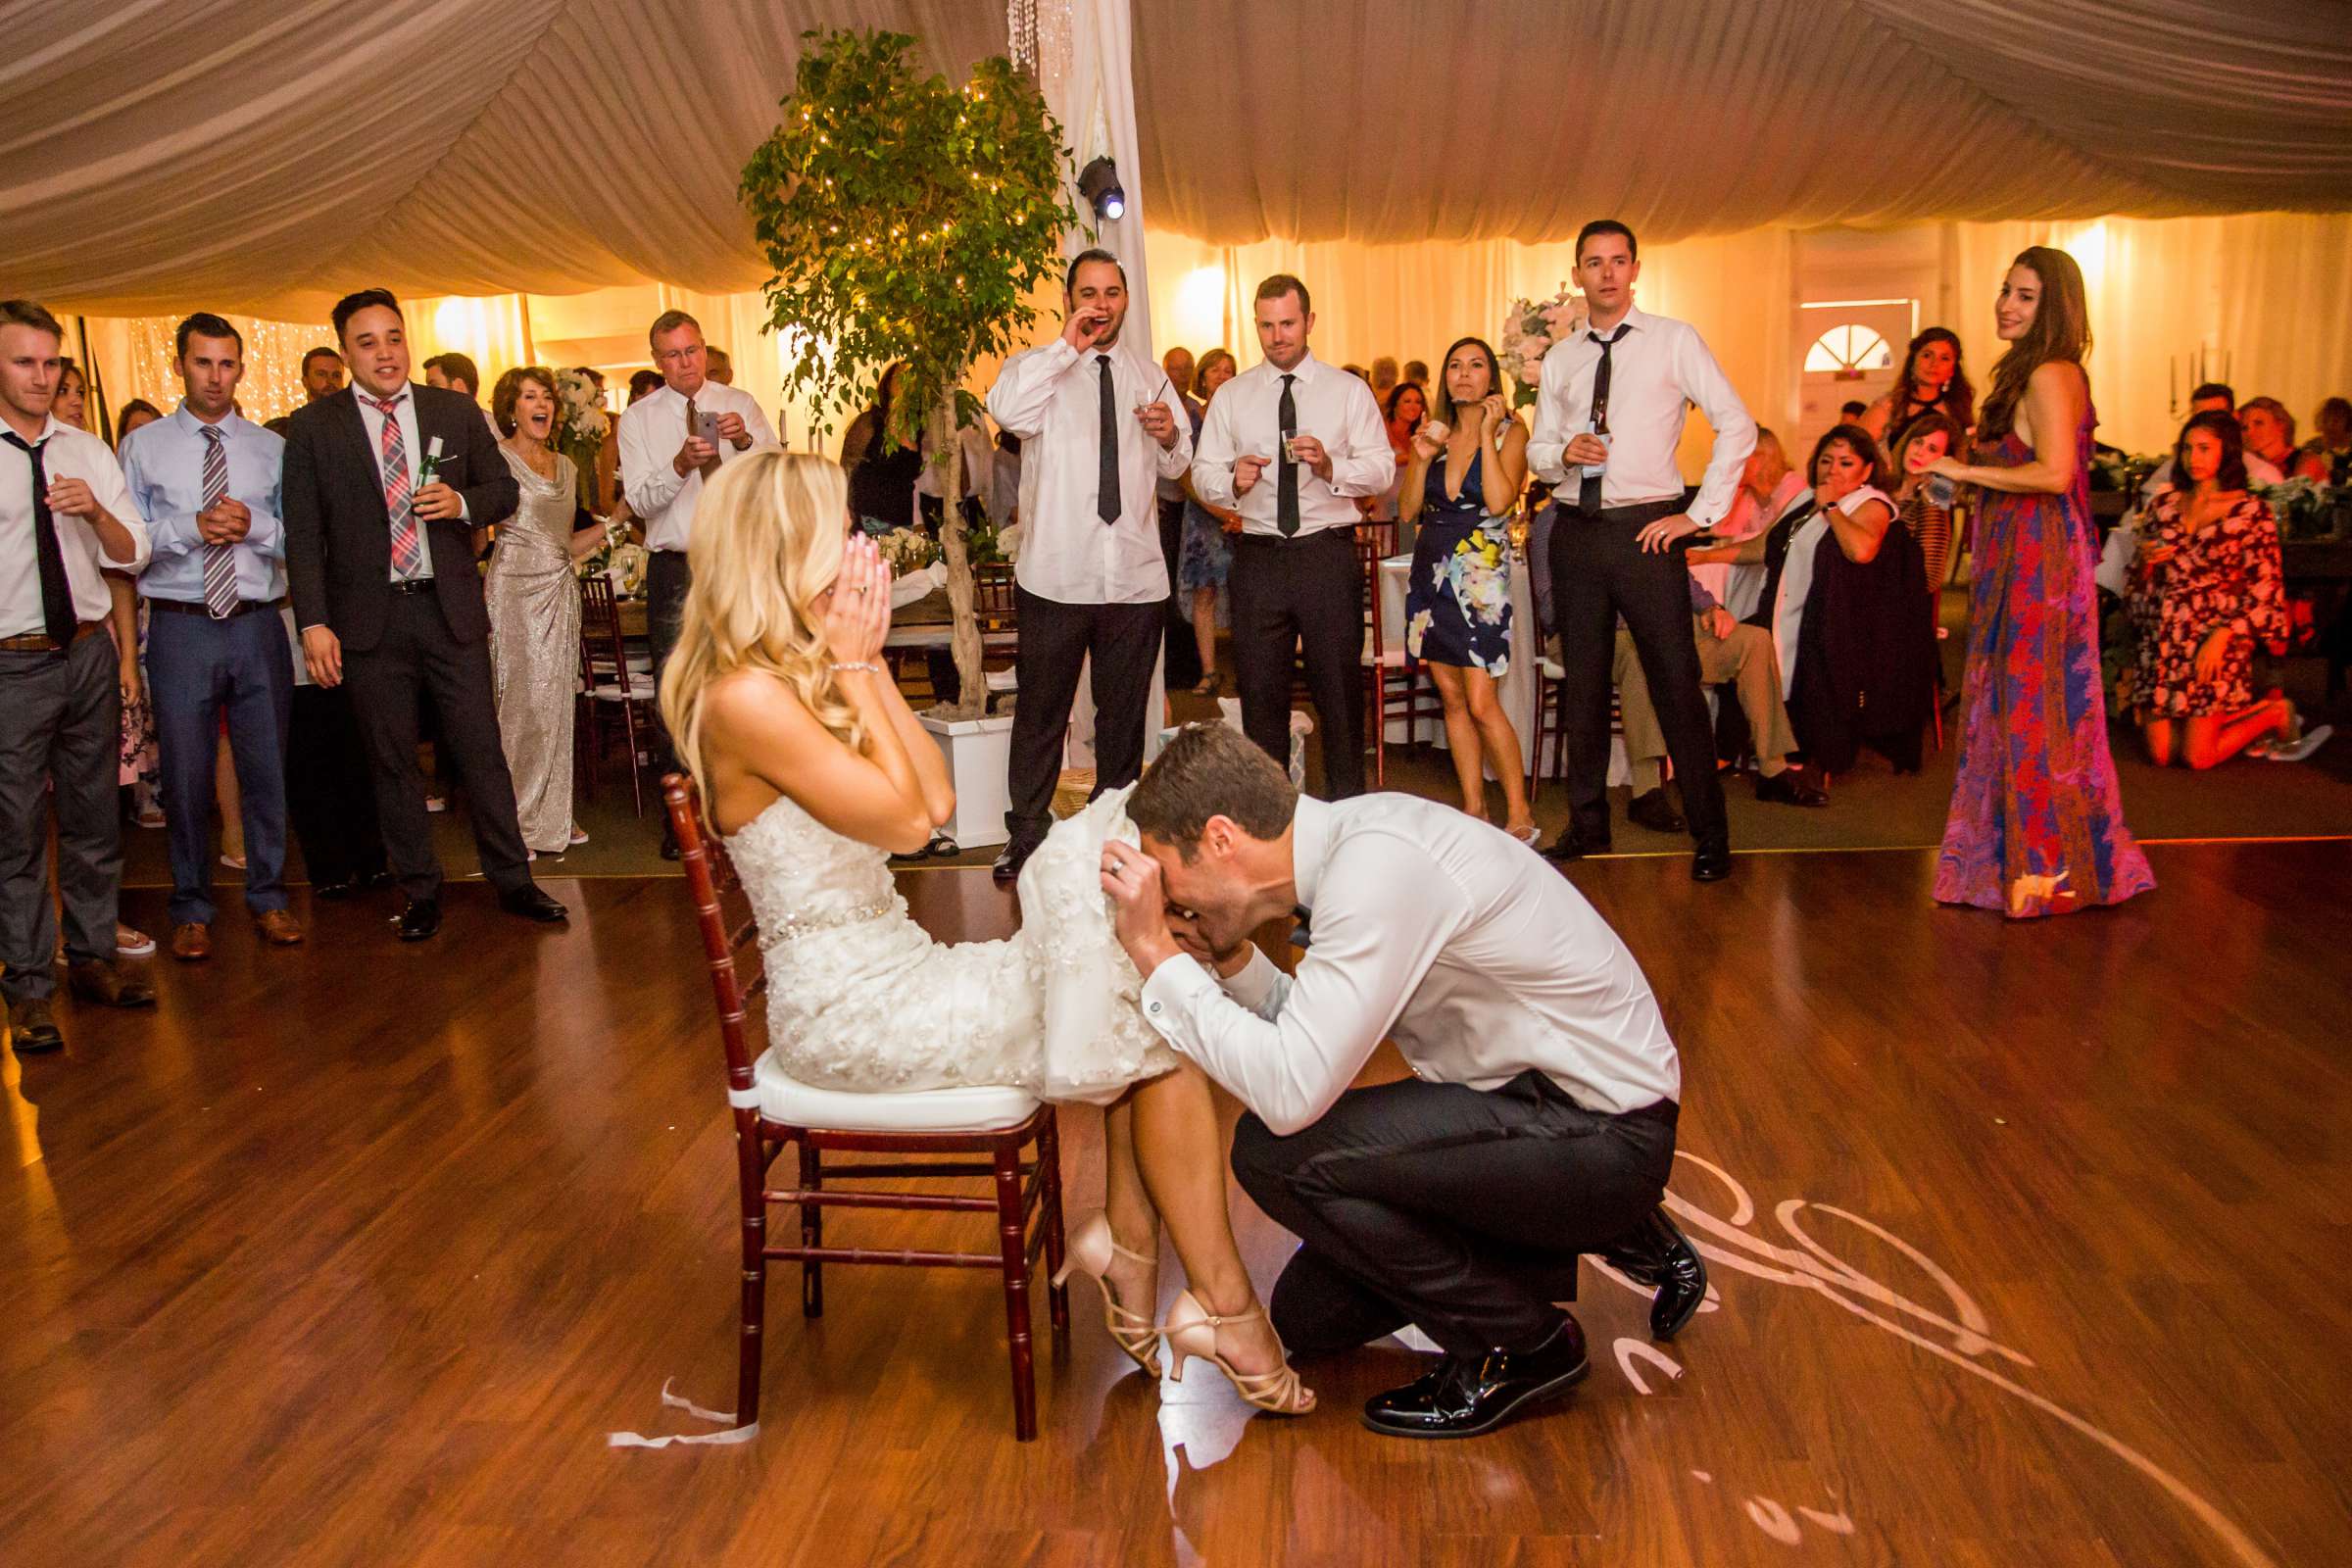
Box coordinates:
[1190,353,1391,538]
[1138,793,1682,1136]
[1527,305,1756,527]
[618,380,778,555]
[0,417,152,638]
[985,338,1193,605]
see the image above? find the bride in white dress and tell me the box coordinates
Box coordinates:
[659,451,1309,1417]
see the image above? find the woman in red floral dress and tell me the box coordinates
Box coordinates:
[1926,247,2154,919]
[2128,410,2289,768]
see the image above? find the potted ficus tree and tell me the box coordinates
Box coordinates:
[742,28,1074,760]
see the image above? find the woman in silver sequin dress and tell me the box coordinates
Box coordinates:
[486,368,589,855]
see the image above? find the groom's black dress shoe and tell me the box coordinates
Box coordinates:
[1598,1207,1708,1341]
[1360,1315,1589,1440]
[499,886,569,923]
[1626,788,1686,834]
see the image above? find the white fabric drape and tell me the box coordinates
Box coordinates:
[1133,0,2352,246]
[6,2,2345,315]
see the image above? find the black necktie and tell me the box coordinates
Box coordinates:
[1096,355,1119,524]
[3,432,74,645]
[1277,373,1300,536]
[1579,325,1629,514]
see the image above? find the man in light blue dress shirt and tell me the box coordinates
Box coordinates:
[121,314,301,958]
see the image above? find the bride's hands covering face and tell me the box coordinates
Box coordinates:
[821,533,893,664]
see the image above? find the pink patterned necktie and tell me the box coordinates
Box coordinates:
[370,394,422,574]
[199,425,237,617]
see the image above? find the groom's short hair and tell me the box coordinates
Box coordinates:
[1129,723,1298,859]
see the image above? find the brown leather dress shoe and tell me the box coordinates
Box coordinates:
[252,909,305,946]
[8,996,64,1054]
[67,959,157,1007]
[171,922,213,961]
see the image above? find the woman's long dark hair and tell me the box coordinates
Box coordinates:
[1979,246,2089,442]
[871,361,908,451]
[1889,327,1973,431]
[2170,409,2249,496]
[1430,336,1501,428]
[1888,410,1964,484]
[1385,379,1427,429]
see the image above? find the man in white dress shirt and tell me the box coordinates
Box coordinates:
[1099,722,1706,1440]
[0,299,157,1052]
[618,310,775,858]
[984,249,1191,881]
[1528,220,1756,880]
[1192,275,1391,800]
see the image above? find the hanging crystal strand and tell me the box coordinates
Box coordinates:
[1036,0,1072,103]
[1007,0,1037,73]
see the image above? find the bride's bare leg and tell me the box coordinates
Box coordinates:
[1097,1096,1161,1315]
[1128,1061,1294,1382]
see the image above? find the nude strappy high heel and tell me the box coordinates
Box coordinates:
[1052,1213,1162,1376]
[1160,1289,1315,1416]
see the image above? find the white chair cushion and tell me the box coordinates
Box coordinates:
[1361,649,1409,668]
[752,1050,1042,1132]
[592,681,655,701]
[1538,658,1565,680]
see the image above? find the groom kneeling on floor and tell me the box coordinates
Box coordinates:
[1099,722,1706,1439]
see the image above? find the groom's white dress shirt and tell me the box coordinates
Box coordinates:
[1138,793,1682,1135]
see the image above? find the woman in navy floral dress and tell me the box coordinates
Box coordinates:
[1399,336,1535,841]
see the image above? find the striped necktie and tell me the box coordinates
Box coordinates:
[369,395,422,575]
[199,425,237,617]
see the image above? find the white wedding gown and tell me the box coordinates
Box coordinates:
[727,786,1179,1103]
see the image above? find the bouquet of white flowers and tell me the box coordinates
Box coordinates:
[871,526,941,576]
[555,369,612,514]
[1498,287,1588,408]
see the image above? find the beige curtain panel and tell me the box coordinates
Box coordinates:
[6,1,2347,316]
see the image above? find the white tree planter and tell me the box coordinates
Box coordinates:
[918,710,1014,849]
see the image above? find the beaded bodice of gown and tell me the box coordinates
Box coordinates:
[725,788,1178,1101]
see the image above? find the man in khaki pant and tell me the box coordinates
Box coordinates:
[1612,590,1826,824]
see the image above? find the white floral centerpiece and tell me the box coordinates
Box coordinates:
[871,525,941,576]
[2252,476,2347,542]
[554,369,612,514]
[1498,287,1588,409]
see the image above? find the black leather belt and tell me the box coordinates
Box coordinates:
[389,579,438,596]
[149,596,287,619]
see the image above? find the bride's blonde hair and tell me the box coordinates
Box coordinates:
[659,450,867,819]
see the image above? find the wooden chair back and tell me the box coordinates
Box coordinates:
[662,774,767,1105]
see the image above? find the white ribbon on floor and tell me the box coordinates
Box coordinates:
[608,1378,760,1449]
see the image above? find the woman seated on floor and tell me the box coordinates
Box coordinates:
[1781,425,1938,774]
[2128,410,2300,768]
[1695,425,1936,775]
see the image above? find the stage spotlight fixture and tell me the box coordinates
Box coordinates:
[1079,156,1125,221]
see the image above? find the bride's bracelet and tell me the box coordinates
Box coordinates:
[829,661,884,677]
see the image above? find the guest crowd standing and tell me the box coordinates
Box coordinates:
[1529,220,1755,880]
[119,314,303,960]
[1928,246,2153,918]
[282,288,567,941]
[1192,273,1390,799]
[485,367,590,855]
[617,309,774,858]
[1,299,155,1052]
[985,249,1191,881]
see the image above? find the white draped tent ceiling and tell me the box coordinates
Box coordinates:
[7,0,2348,317]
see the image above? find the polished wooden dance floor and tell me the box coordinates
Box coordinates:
[4,840,2348,1566]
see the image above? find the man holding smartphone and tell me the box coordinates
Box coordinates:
[618,310,775,857]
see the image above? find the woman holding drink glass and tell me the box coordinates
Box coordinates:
[1398,336,1536,841]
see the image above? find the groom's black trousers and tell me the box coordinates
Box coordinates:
[1230,1070,1676,1357]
